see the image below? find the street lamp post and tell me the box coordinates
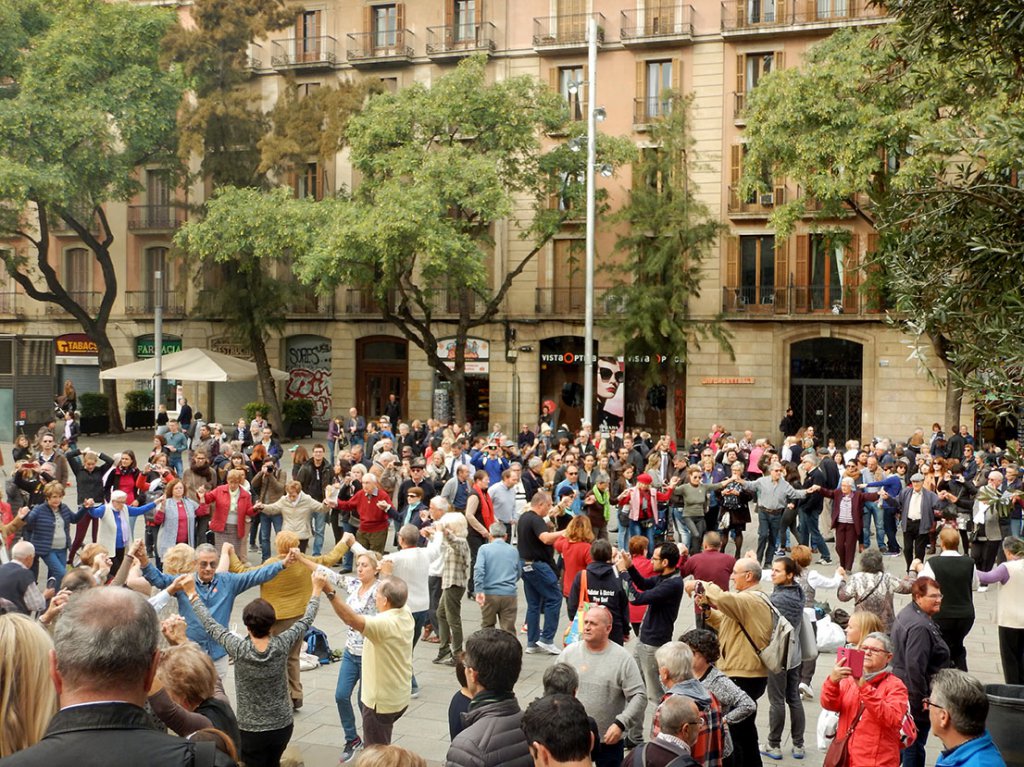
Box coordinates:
[153,254,163,425]
[582,14,598,429]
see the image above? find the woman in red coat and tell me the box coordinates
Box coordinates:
[554,515,594,617]
[818,477,881,570]
[820,631,909,767]
[199,469,256,560]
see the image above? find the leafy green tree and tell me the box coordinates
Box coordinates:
[297,54,634,423]
[604,95,732,441]
[742,13,1024,429]
[167,0,365,430]
[0,0,182,432]
[175,187,323,427]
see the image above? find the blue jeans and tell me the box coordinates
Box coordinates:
[862,502,884,548]
[42,548,67,586]
[798,509,831,560]
[617,516,630,554]
[335,649,363,743]
[341,521,357,570]
[167,453,183,475]
[1012,518,1023,538]
[756,510,783,566]
[627,521,656,556]
[259,513,283,561]
[311,510,326,556]
[521,560,561,646]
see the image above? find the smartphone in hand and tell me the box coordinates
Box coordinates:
[837,646,865,678]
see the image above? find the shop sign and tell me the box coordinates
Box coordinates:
[437,337,489,374]
[135,334,182,359]
[55,333,98,356]
[210,337,252,360]
[701,377,755,385]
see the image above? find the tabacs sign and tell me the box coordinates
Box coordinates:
[55,333,98,356]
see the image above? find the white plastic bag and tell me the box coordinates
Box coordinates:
[816,708,839,750]
[816,615,845,653]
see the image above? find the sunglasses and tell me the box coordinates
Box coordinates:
[598,367,624,383]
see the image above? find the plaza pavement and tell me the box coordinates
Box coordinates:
[8,431,1010,766]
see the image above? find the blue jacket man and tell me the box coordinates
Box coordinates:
[138,543,285,664]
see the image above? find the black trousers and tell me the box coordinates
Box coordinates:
[934,615,974,671]
[727,675,767,767]
[466,531,485,595]
[999,626,1024,685]
[240,723,293,767]
[427,574,443,629]
[903,531,930,569]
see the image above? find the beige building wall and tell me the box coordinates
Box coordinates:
[0,0,979,443]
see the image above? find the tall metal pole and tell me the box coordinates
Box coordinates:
[582,15,597,428]
[153,255,163,426]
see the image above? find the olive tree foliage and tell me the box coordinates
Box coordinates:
[296,55,635,423]
[0,0,183,431]
[742,4,1024,428]
[604,94,732,442]
[166,0,366,430]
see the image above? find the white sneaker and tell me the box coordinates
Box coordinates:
[799,682,814,700]
[536,641,561,655]
[978,585,988,593]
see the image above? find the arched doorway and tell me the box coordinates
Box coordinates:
[356,336,407,420]
[790,338,863,445]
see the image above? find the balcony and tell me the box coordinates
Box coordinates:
[287,291,336,318]
[535,288,620,316]
[533,13,604,54]
[727,184,786,217]
[194,289,227,319]
[0,290,17,315]
[620,5,693,46]
[46,291,102,315]
[124,290,186,317]
[49,208,101,237]
[426,22,496,60]
[127,205,185,232]
[424,288,479,315]
[721,0,890,37]
[245,43,264,72]
[633,96,673,129]
[271,36,339,70]
[722,285,882,316]
[346,30,414,66]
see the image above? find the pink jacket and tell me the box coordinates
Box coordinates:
[620,486,671,524]
[820,671,908,767]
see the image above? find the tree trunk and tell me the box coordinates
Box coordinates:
[944,369,964,436]
[94,330,124,433]
[449,367,467,426]
[664,363,677,445]
[249,329,283,434]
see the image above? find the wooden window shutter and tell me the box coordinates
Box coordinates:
[671,58,682,92]
[363,5,373,35]
[636,60,646,98]
[550,67,560,93]
[774,237,789,311]
[477,0,484,25]
[844,233,860,312]
[865,231,881,310]
[776,0,787,23]
[774,50,785,71]
[582,63,589,105]
[794,234,809,311]
[313,10,322,38]
[296,13,303,38]
[396,3,406,47]
[736,54,746,97]
[773,179,786,206]
[805,0,816,20]
[444,0,454,28]
[726,235,739,293]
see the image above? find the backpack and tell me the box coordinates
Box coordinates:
[899,702,918,748]
[737,592,793,674]
[304,626,333,665]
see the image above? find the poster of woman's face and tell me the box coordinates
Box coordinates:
[596,356,625,438]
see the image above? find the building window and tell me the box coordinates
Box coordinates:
[453,0,476,41]
[745,52,775,91]
[809,234,845,310]
[373,4,398,49]
[299,10,323,61]
[746,0,777,24]
[64,247,90,293]
[816,0,849,19]
[296,162,321,200]
[379,77,398,93]
[739,234,775,305]
[645,60,673,118]
[557,65,584,121]
[299,82,321,98]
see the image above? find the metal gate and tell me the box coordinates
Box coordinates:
[790,379,862,446]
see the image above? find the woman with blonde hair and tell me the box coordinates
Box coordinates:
[555,515,594,616]
[0,613,57,757]
[355,745,426,767]
[432,511,470,667]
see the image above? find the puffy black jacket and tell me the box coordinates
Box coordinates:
[444,697,532,767]
[2,702,236,767]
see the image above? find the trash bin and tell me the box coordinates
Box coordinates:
[985,684,1024,767]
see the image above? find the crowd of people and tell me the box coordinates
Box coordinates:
[0,403,1018,767]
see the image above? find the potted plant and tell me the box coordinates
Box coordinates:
[243,401,270,423]
[282,398,315,439]
[124,389,154,430]
[78,392,110,435]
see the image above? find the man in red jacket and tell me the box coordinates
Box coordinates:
[330,473,396,553]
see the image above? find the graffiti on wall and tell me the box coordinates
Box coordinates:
[285,335,332,424]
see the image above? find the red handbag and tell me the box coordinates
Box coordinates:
[823,701,865,767]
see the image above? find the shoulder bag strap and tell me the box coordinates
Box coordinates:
[192,740,217,767]
[581,569,589,603]
[735,591,777,654]
[854,573,884,606]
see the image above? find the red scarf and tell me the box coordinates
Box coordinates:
[475,487,495,529]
